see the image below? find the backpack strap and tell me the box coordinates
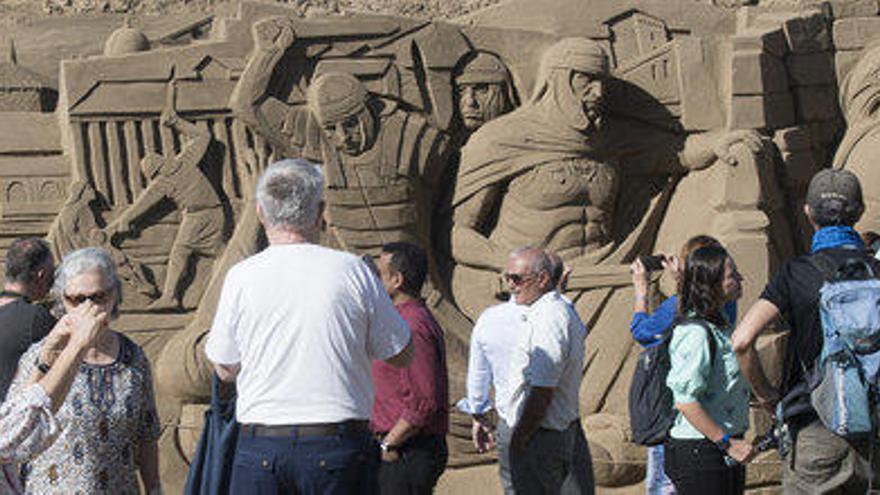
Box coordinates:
[673,317,718,367]
[807,252,838,283]
[808,251,878,282]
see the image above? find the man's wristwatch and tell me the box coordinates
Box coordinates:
[36,358,51,374]
[714,433,731,452]
[379,440,397,454]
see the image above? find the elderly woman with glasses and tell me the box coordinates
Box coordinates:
[8,247,161,494]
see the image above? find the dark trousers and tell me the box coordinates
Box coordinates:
[229,426,379,494]
[378,434,448,495]
[664,438,745,495]
[510,421,581,494]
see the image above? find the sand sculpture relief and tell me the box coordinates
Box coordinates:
[3,0,877,491]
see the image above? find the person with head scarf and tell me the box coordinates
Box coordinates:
[453,50,519,134]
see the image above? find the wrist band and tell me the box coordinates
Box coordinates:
[36,360,51,374]
[634,294,648,301]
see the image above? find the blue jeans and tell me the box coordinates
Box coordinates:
[229,426,379,494]
[646,444,676,495]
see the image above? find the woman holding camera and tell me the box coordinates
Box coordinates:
[663,245,752,494]
[630,235,736,494]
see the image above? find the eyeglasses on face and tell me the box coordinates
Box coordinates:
[63,290,110,306]
[504,272,535,285]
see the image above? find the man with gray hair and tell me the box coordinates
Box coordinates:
[504,246,589,494]
[457,248,594,495]
[205,158,414,493]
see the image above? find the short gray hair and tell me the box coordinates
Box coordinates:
[510,245,553,276]
[52,247,122,317]
[256,159,324,230]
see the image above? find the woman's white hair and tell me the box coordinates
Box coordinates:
[256,159,324,230]
[52,246,122,318]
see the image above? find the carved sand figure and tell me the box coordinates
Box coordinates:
[46,181,158,299]
[47,181,101,260]
[833,44,880,235]
[308,71,449,255]
[452,51,518,135]
[106,83,225,311]
[449,37,763,479]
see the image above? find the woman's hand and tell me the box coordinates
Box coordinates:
[726,438,754,464]
[630,258,649,295]
[662,254,682,283]
[39,317,74,368]
[65,301,108,351]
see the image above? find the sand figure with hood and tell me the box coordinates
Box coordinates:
[449,37,764,480]
[452,50,519,137]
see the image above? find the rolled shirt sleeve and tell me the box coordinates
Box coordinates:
[666,323,712,404]
[0,384,60,463]
[399,324,442,427]
[205,268,244,365]
[364,267,412,361]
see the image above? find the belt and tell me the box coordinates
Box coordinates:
[241,420,370,438]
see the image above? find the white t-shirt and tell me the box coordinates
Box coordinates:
[205,243,411,425]
[505,291,587,431]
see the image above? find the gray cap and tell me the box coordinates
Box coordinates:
[806,169,864,224]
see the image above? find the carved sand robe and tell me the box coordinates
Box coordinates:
[834,43,880,235]
[0,1,815,491]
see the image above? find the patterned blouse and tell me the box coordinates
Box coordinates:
[0,384,60,494]
[9,332,161,494]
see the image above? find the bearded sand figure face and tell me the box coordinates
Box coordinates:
[530,37,610,134]
[453,51,515,132]
[307,72,378,157]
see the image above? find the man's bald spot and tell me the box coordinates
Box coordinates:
[510,246,552,276]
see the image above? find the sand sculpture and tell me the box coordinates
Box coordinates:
[6,0,876,491]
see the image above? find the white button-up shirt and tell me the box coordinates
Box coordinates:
[457,298,527,425]
[505,291,587,431]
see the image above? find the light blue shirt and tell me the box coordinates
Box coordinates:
[457,298,526,422]
[505,291,587,430]
[666,319,751,439]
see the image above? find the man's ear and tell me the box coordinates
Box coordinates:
[315,201,326,230]
[391,271,406,292]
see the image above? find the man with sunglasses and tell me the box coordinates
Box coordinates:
[460,248,591,493]
[0,238,56,402]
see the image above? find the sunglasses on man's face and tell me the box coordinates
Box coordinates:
[63,290,110,306]
[504,273,535,285]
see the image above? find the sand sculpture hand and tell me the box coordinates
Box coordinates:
[711,129,765,166]
[253,17,296,52]
[683,129,766,171]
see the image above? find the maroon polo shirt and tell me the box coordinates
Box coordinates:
[371,298,449,436]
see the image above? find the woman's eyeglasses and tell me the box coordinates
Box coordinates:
[63,290,109,306]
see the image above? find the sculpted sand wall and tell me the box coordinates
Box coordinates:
[1,1,877,492]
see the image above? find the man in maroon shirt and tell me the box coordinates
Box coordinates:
[372,242,450,494]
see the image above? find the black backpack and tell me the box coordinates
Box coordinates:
[629,318,717,446]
